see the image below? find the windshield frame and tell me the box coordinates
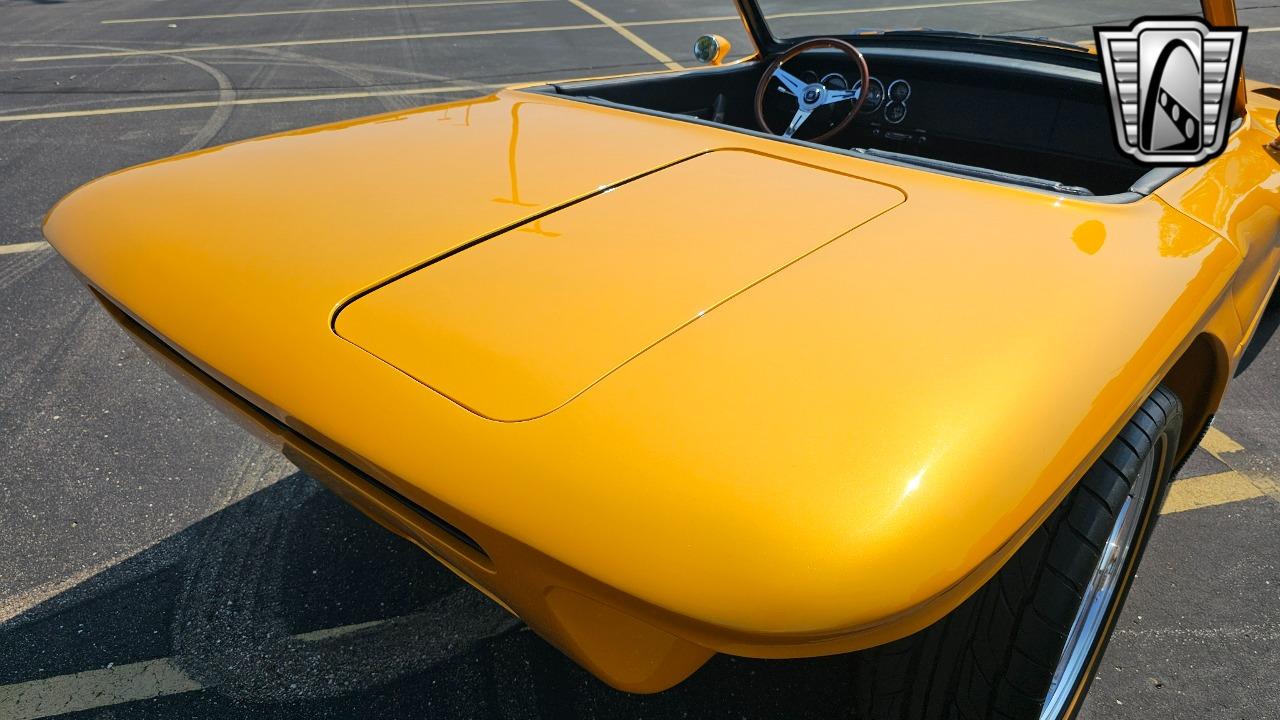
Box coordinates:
[731,0,1229,56]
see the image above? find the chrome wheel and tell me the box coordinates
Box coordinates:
[1040,448,1157,720]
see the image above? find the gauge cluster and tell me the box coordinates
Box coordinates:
[856,77,910,123]
[780,71,914,137]
[817,74,910,124]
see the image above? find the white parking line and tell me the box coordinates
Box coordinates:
[0,83,506,123]
[14,0,1038,63]
[0,241,51,255]
[102,0,556,24]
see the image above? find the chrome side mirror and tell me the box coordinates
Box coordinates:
[693,34,731,66]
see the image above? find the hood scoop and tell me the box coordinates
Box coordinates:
[334,149,905,421]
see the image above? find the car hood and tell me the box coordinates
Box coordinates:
[334,149,905,421]
[44,90,1240,639]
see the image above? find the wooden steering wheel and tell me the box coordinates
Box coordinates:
[754,38,871,143]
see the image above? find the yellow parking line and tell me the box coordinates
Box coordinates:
[0,610,417,719]
[0,658,202,720]
[1201,426,1245,455]
[102,0,556,24]
[624,0,1037,27]
[100,0,1032,27]
[14,0,1037,63]
[1162,425,1280,514]
[564,0,682,71]
[1250,472,1280,503]
[294,619,385,641]
[754,0,1036,22]
[13,24,606,63]
[1162,470,1264,514]
[0,241,51,254]
[0,83,506,122]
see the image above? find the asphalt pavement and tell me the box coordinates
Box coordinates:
[1,1,1278,718]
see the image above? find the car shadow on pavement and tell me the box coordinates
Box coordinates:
[1,472,859,719]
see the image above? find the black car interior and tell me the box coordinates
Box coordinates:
[536,41,1163,197]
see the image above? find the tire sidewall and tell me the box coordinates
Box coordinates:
[1056,409,1183,720]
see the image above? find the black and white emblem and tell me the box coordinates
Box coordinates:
[1095,18,1246,165]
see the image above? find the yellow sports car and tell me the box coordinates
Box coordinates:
[42,1,1279,718]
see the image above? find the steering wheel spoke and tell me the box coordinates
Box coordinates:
[819,88,860,105]
[783,108,813,138]
[773,67,807,96]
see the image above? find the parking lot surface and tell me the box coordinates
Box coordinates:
[1,1,1278,718]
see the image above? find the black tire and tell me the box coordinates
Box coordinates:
[852,385,1183,720]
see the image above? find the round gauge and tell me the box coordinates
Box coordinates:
[853,77,885,112]
[820,72,849,91]
[884,101,907,124]
[888,79,911,102]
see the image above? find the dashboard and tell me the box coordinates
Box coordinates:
[549,43,1152,195]
[758,49,1149,193]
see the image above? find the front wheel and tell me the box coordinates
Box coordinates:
[854,385,1183,720]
